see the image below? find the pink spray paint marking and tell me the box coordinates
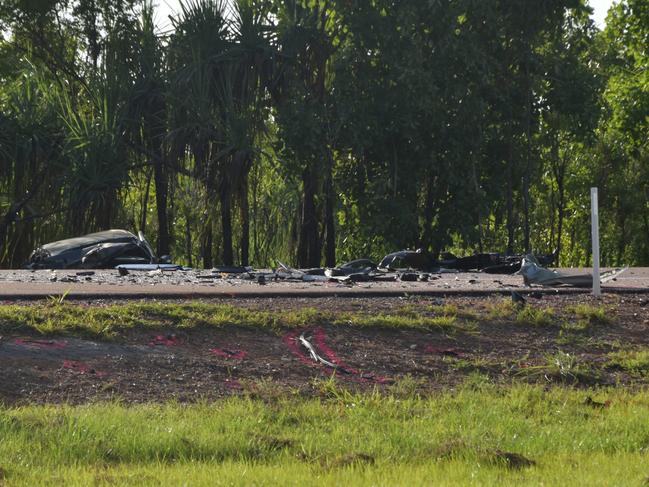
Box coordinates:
[148,334,179,347]
[283,327,391,384]
[62,360,107,377]
[312,328,391,384]
[13,338,67,350]
[224,378,243,390]
[282,329,317,367]
[210,348,248,360]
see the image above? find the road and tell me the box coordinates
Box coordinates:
[0,267,646,300]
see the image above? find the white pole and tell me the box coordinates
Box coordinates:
[591,187,601,297]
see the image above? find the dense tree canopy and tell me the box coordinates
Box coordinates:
[0,0,647,268]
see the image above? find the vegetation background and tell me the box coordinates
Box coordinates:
[0,0,647,269]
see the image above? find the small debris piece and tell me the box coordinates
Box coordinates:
[299,332,348,372]
[398,272,418,282]
[528,291,543,299]
[511,291,526,306]
[118,267,129,276]
[257,274,266,285]
[75,271,95,276]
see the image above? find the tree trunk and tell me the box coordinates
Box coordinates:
[239,176,250,266]
[185,218,193,268]
[420,166,437,250]
[471,156,483,253]
[523,61,532,254]
[202,221,212,269]
[324,158,335,267]
[140,168,153,234]
[506,140,515,255]
[153,157,170,256]
[220,180,234,265]
[297,165,319,268]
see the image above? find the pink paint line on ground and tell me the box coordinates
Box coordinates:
[282,329,317,367]
[209,347,248,360]
[148,334,180,347]
[224,378,243,390]
[62,359,107,377]
[284,327,391,384]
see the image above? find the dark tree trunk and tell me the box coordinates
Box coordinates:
[550,133,565,266]
[522,60,533,253]
[185,218,193,268]
[324,160,335,267]
[297,165,319,268]
[140,168,153,234]
[239,176,250,266]
[471,156,484,253]
[202,221,212,269]
[153,156,170,256]
[506,144,515,255]
[420,167,437,250]
[220,180,234,266]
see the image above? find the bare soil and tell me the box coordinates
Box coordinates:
[1,293,648,404]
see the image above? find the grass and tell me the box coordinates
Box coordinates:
[0,383,648,485]
[608,349,649,377]
[515,306,556,327]
[0,302,470,338]
[514,351,599,384]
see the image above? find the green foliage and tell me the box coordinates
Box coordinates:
[0,0,646,268]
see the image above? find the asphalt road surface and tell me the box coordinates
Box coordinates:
[0,267,646,300]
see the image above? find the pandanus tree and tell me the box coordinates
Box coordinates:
[169,0,273,266]
[168,0,230,267]
[271,0,338,268]
[127,1,171,255]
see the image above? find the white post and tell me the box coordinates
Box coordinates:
[591,187,601,297]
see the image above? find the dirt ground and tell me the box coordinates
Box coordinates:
[1,293,648,404]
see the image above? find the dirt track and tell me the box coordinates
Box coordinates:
[1,293,648,404]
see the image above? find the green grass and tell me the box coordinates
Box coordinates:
[0,302,469,338]
[515,306,556,327]
[563,304,612,331]
[608,349,649,377]
[1,384,648,485]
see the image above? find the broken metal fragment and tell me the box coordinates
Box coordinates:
[298,332,350,374]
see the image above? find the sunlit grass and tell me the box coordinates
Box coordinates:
[0,383,648,485]
[0,302,471,338]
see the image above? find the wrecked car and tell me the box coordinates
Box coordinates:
[378,249,437,271]
[25,229,165,269]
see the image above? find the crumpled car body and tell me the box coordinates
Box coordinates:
[25,229,157,269]
[378,249,437,271]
